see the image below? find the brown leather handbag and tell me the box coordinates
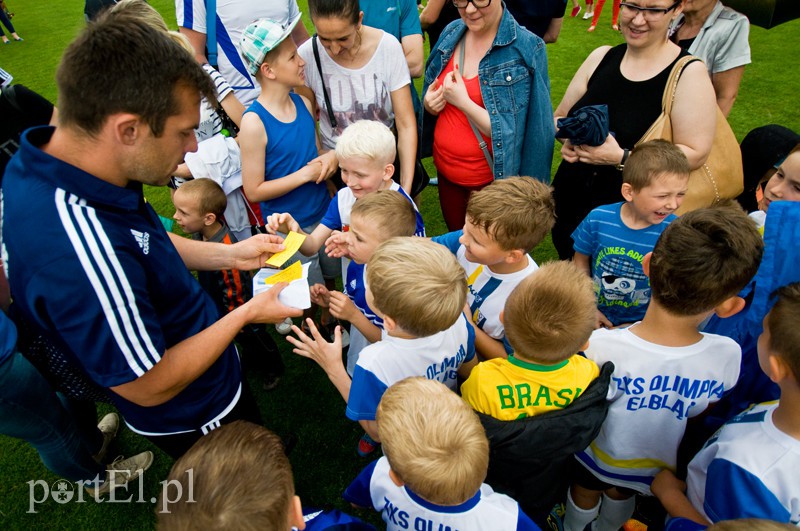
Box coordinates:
[636,55,743,214]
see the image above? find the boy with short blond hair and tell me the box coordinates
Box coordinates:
[572,140,691,328]
[172,179,283,388]
[462,261,599,421]
[289,238,476,453]
[652,282,800,527]
[343,377,538,530]
[564,205,764,531]
[432,177,556,360]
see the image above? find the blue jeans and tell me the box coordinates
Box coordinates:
[0,351,104,481]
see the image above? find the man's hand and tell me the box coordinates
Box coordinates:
[287,318,344,374]
[325,230,350,259]
[245,282,303,323]
[329,291,359,322]
[229,233,286,270]
[310,283,332,308]
[266,212,301,236]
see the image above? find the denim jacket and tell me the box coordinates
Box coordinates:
[419,6,554,182]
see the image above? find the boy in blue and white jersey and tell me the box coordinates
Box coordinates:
[564,205,764,531]
[344,377,539,531]
[310,190,419,374]
[432,177,554,361]
[572,140,689,328]
[288,238,477,454]
[652,282,800,527]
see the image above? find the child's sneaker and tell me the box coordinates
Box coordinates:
[275,317,293,335]
[583,10,594,19]
[571,5,581,17]
[357,432,380,457]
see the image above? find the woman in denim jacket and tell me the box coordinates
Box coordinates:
[419,0,554,231]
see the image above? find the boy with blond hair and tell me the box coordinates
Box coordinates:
[311,190,419,374]
[289,238,476,455]
[572,140,690,328]
[172,178,284,388]
[432,177,555,360]
[462,261,599,420]
[565,205,764,531]
[343,377,538,530]
[157,421,371,530]
[652,282,800,527]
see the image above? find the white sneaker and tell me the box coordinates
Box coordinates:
[583,10,593,19]
[84,451,154,497]
[92,412,119,463]
[275,317,293,335]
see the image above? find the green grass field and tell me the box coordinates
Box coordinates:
[1,0,799,528]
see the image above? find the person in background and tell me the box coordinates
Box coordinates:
[669,0,750,117]
[506,0,569,43]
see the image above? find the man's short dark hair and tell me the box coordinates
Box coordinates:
[56,11,214,137]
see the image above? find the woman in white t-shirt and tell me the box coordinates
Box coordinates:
[299,0,417,195]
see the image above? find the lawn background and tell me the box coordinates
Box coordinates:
[1,1,798,528]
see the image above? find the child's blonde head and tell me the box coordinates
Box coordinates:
[367,238,466,337]
[350,189,417,239]
[466,177,555,252]
[335,120,396,167]
[109,0,169,32]
[377,377,489,506]
[624,140,690,191]
[176,178,227,219]
[765,282,800,381]
[157,421,294,530]
[504,261,596,363]
[649,202,763,316]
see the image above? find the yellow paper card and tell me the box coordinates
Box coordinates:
[265,231,306,267]
[263,260,302,285]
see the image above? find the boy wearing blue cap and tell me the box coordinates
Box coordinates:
[238,16,338,327]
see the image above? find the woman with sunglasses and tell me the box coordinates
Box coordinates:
[551,0,717,260]
[420,0,554,231]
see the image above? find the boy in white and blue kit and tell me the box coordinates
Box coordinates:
[564,205,764,531]
[652,282,800,527]
[432,177,555,361]
[344,377,539,531]
[308,190,420,375]
[572,140,690,328]
[288,237,477,455]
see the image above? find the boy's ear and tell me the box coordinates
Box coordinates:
[714,296,746,319]
[382,315,397,333]
[203,212,217,227]
[384,163,395,180]
[499,310,504,324]
[620,182,635,202]
[259,62,275,80]
[765,353,791,384]
[504,249,525,264]
[388,468,405,487]
[641,252,652,277]
[289,495,305,530]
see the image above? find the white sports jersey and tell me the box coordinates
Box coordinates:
[432,230,538,345]
[346,313,475,421]
[577,327,741,494]
[176,0,301,107]
[686,402,800,524]
[343,457,539,531]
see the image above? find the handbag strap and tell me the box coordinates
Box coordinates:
[206,0,217,68]
[458,37,493,169]
[312,35,338,129]
[661,55,702,116]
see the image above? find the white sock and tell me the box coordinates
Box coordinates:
[595,493,635,531]
[564,489,600,531]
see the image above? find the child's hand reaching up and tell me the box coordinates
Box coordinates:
[310,283,331,307]
[325,230,350,259]
[329,291,359,322]
[287,319,344,375]
[266,212,301,236]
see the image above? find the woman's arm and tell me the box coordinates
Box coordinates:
[554,46,612,124]
[400,34,424,78]
[391,86,418,194]
[711,66,745,117]
[671,60,717,169]
[419,0,446,30]
[442,66,491,136]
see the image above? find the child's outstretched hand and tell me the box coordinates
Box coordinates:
[325,230,350,259]
[329,291,358,322]
[595,309,613,329]
[310,283,331,307]
[287,318,343,374]
[266,212,301,236]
